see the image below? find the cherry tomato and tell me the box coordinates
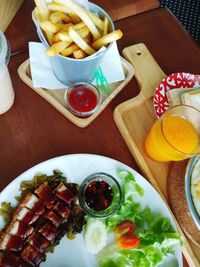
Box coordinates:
[117,234,140,250]
[115,221,135,238]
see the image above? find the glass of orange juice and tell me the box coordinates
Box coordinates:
[145,105,200,162]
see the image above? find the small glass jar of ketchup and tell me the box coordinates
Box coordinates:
[64,82,101,117]
[78,172,122,218]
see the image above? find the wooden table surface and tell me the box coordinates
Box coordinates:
[1,1,200,266]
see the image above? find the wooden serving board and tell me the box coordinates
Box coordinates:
[114,43,200,267]
[18,57,134,128]
[0,0,24,32]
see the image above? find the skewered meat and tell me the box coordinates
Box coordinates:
[35,182,56,209]
[53,200,71,220]
[13,207,40,225]
[43,210,63,227]
[55,182,78,204]
[21,244,45,266]
[20,193,45,215]
[38,222,59,242]
[0,233,24,251]
[28,232,49,253]
[5,220,34,239]
[0,251,32,267]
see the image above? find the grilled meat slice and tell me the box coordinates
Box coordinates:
[55,183,78,204]
[53,200,70,220]
[28,232,49,253]
[20,193,45,215]
[43,210,63,227]
[13,207,40,225]
[38,222,59,242]
[0,252,21,267]
[0,252,31,267]
[0,233,24,251]
[35,182,56,209]
[5,220,34,240]
[21,244,45,266]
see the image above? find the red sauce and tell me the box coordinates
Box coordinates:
[67,87,98,113]
[84,180,113,211]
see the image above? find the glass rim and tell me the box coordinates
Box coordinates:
[160,104,200,156]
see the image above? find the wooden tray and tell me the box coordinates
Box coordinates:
[18,57,134,128]
[114,43,200,266]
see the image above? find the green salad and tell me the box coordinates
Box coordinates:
[84,170,182,267]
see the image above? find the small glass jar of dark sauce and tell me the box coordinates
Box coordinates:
[78,172,122,218]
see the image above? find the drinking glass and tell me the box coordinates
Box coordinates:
[145,105,200,162]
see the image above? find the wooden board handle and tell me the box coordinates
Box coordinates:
[122,43,165,99]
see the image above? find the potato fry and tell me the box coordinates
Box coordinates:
[73,22,85,30]
[54,31,71,42]
[46,32,54,45]
[68,13,81,24]
[68,26,96,55]
[103,16,109,36]
[41,21,74,34]
[33,7,42,22]
[73,49,87,59]
[50,11,71,24]
[47,3,74,15]
[54,26,90,42]
[84,37,92,44]
[92,29,123,50]
[46,41,71,56]
[55,0,101,40]
[84,9,104,30]
[61,43,79,56]
[40,21,61,33]
[34,0,49,21]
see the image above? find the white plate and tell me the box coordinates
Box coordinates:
[0,154,182,267]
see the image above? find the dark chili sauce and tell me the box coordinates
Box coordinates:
[84,180,113,211]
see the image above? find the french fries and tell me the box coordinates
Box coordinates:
[103,17,109,36]
[61,43,79,56]
[50,11,71,24]
[34,0,49,21]
[73,49,87,59]
[55,0,101,40]
[92,30,123,50]
[33,0,123,59]
[46,41,71,57]
[54,26,90,42]
[68,27,96,55]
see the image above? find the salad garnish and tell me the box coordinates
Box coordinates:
[84,170,182,267]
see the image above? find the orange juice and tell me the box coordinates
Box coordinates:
[145,116,198,162]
